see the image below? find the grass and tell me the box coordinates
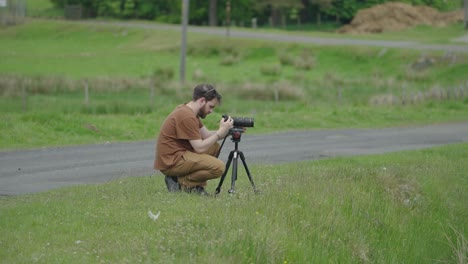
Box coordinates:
[1,143,467,263]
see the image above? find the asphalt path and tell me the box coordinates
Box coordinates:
[88,21,468,53]
[1,122,467,196]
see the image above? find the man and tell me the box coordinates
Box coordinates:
[154,84,234,195]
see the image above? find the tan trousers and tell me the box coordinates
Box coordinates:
[161,143,225,188]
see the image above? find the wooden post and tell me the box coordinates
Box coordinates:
[337,86,342,104]
[274,86,279,102]
[402,83,407,105]
[22,78,27,112]
[150,78,155,108]
[84,79,89,105]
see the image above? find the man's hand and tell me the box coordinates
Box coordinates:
[218,116,234,138]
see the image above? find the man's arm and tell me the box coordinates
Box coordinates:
[190,118,233,153]
[189,132,221,153]
[200,126,216,140]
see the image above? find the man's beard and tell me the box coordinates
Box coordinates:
[197,109,207,119]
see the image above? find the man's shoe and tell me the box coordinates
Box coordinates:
[184,186,210,196]
[164,176,180,192]
[194,186,210,196]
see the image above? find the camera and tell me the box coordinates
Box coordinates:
[222,114,254,128]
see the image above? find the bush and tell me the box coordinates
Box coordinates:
[260,64,281,76]
[278,52,295,66]
[152,67,175,83]
[220,54,240,66]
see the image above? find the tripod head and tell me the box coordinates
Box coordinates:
[228,127,245,142]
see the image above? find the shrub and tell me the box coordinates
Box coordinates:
[152,67,174,83]
[220,54,240,66]
[260,64,281,76]
[278,52,295,66]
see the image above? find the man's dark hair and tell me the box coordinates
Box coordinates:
[192,84,222,103]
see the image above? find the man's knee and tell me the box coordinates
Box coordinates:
[203,142,220,157]
[211,159,225,178]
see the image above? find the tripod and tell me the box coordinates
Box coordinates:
[215,128,259,195]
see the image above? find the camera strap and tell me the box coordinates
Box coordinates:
[215,135,228,158]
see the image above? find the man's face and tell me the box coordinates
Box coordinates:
[198,98,219,119]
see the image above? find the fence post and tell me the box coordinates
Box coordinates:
[273,86,279,102]
[337,86,342,104]
[84,79,89,106]
[21,78,27,112]
[401,83,407,105]
[149,78,155,108]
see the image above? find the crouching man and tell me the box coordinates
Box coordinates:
[154,84,234,195]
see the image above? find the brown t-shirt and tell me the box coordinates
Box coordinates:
[154,104,203,171]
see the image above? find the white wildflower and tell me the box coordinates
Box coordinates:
[148,210,160,221]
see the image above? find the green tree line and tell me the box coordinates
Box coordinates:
[52,0,463,26]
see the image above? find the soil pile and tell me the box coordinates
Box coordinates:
[339,2,464,34]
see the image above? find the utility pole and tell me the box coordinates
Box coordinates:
[180,0,189,84]
[226,0,231,37]
[209,0,217,27]
[464,0,468,30]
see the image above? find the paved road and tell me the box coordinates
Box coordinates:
[1,122,467,196]
[88,21,468,53]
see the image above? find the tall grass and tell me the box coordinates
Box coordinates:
[1,90,468,150]
[1,143,466,263]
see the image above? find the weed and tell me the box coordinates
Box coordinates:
[444,225,468,264]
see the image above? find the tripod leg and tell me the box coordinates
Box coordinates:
[229,152,238,194]
[238,151,258,193]
[215,151,233,195]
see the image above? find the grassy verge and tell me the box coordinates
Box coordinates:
[1,143,467,263]
[1,96,468,150]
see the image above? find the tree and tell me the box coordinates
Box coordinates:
[255,0,303,27]
[324,0,384,23]
[309,0,333,24]
[50,0,459,26]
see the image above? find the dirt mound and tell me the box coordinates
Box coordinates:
[339,2,464,34]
